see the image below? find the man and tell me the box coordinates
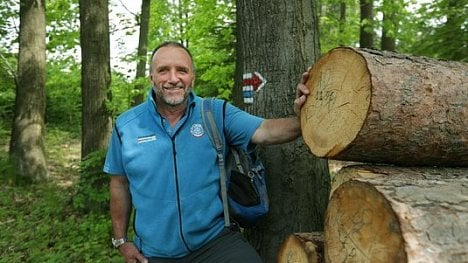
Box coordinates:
[104,41,310,263]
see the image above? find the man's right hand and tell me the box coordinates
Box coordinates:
[119,242,148,263]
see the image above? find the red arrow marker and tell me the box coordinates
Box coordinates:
[242,72,267,104]
[243,72,266,92]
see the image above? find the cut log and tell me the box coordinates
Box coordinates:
[278,232,325,263]
[325,165,468,263]
[300,47,468,167]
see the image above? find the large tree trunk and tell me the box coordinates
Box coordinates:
[235,0,329,261]
[301,47,468,167]
[131,0,151,106]
[9,0,47,182]
[325,165,468,263]
[79,0,112,158]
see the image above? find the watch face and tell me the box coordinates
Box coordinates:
[112,237,127,248]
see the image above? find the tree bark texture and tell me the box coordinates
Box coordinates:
[325,165,468,263]
[278,232,325,263]
[132,0,151,106]
[79,0,112,158]
[235,1,329,262]
[10,0,48,181]
[301,47,468,167]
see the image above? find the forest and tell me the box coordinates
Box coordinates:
[0,0,466,262]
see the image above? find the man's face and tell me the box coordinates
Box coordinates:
[149,46,195,107]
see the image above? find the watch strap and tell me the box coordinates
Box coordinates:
[112,237,128,248]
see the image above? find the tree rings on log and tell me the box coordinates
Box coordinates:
[301,47,468,167]
[325,165,468,263]
[277,232,325,263]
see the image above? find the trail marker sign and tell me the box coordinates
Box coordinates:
[242,72,266,104]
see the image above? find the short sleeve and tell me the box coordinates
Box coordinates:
[223,103,264,150]
[103,126,125,176]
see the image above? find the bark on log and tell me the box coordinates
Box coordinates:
[325,165,468,263]
[278,232,325,263]
[300,47,468,167]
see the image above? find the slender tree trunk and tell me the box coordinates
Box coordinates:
[79,0,112,158]
[359,0,374,48]
[10,0,48,182]
[132,0,151,106]
[235,1,329,262]
[381,0,396,51]
[339,1,346,35]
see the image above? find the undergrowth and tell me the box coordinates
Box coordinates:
[0,126,122,262]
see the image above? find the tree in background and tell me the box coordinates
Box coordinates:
[77,0,112,213]
[319,0,360,53]
[79,0,112,158]
[235,0,330,261]
[411,0,467,61]
[381,0,399,51]
[359,0,374,48]
[9,0,48,182]
[131,0,151,106]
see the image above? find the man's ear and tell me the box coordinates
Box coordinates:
[148,75,153,81]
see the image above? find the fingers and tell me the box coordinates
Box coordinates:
[294,94,308,116]
[120,243,148,263]
[301,66,312,84]
[136,254,148,263]
[296,68,311,98]
[294,68,312,116]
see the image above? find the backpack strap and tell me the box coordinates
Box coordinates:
[201,98,231,228]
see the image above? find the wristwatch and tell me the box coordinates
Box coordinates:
[111,237,128,248]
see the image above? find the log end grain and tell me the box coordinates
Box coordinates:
[325,181,407,263]
[301,47,371,158]
[278,233,325,263]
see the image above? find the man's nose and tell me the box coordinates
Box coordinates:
[168,70,179,83]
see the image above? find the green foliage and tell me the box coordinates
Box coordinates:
[0,0,18,52]
[46,59,82,130]
[46,0,80,58]
[0,122,15,184]
[74,150,110,214]
[189,0,236,99]
[0,51,16,123]
[107,71,138,116]
[319,0,466,61]
[0,183,120,262]
[408,0,467,61]
[0,126,120,262]
[319,0,361,53]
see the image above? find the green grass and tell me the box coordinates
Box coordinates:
[0,126,122,262]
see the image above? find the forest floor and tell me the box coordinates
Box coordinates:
[0,128,121,262]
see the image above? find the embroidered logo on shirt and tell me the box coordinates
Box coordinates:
[137,135,157,144]
[190,123,204,137]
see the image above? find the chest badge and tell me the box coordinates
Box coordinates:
[190,123,204,138]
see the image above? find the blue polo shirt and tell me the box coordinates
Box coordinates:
[103,89,263,258]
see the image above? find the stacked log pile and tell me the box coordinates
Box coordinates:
[278,47,468,263]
